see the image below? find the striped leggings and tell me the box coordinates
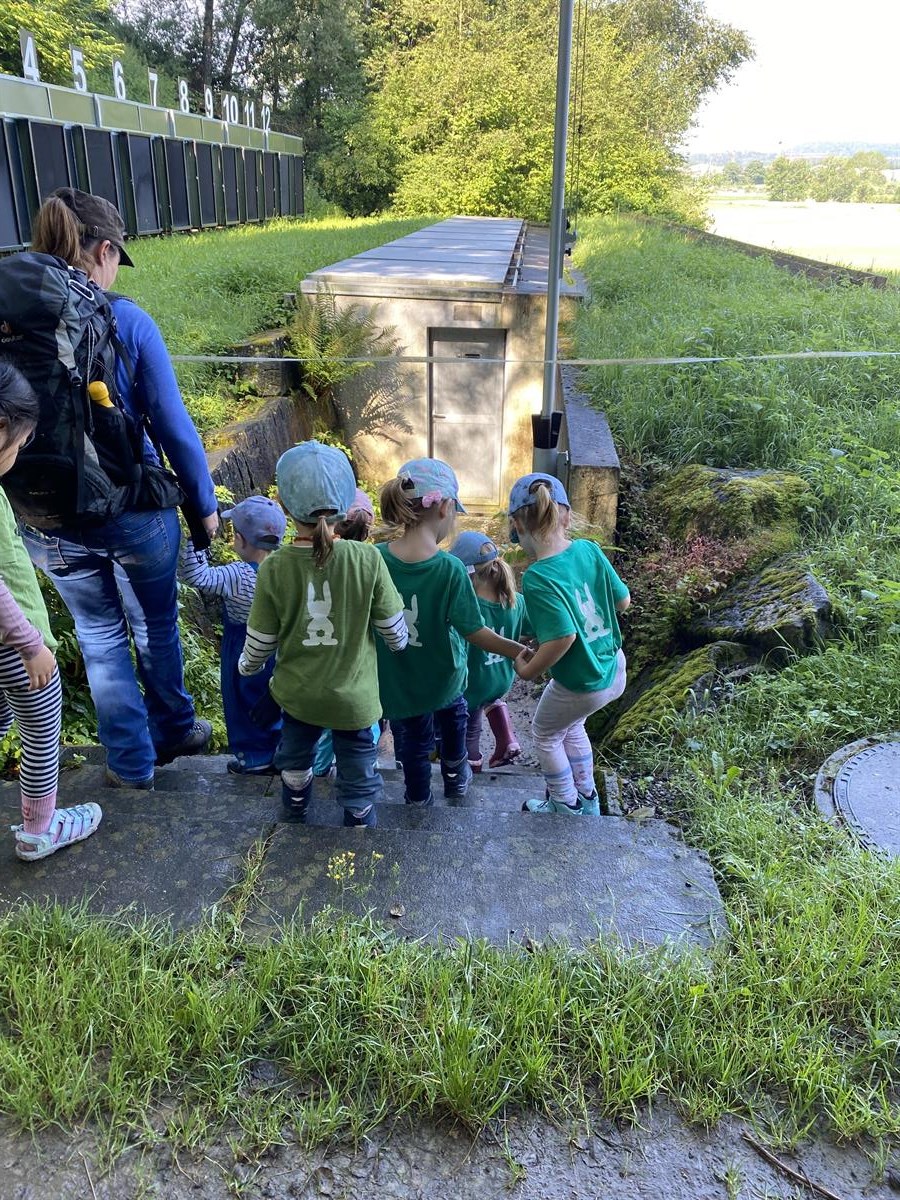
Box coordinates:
[0,644,61,800]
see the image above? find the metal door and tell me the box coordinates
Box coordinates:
[428,328,506,507]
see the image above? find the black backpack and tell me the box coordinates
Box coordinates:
[0,251,150,529]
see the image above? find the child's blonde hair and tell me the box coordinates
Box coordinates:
[473,558,517,608]
[512,477,566,538]
[379,476,429,530]
[308,512,336,569]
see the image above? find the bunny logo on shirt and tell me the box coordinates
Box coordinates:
[403,594,422,647]
[574,583,609,644]
[302,581,338,646]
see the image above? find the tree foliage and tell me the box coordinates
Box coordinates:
[0,0,121,85]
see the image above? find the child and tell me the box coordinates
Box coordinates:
[178,494,286,774]
[450,531,529,771]
[239,441,407,827]
[376,459,526,807]
[312,488,380,778]
[509,473,630,816]
[0,362,101,859]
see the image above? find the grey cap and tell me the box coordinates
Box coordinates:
[52,187,134,267]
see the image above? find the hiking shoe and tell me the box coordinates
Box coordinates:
[522,793,588,815]
[105,766,155,791]
[226,756,277,776]
[578,790,601,817]
[404,790,434,808]
[155,718,212,766]
[13,803,103,861]
[314,762,338,782]
[469,756,484,774]
[343,805,377,828]
[443,758,473,799]
[281,777,312,823]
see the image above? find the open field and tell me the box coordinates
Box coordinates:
[705,192,900,273]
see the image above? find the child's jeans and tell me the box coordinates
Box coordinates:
[392,694,467,804]
[313,723,381,775]
[275,713,382,814]
[532,651,627,807]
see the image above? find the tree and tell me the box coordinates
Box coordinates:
[335,0,751,219]
[720,161,744,186]
[743,160,767,185]
[0,0,120,86]
[766,157,811,202]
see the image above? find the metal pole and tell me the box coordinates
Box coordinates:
[534,0,575,474]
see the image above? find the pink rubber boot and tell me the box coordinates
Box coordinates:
[486,702,521,768]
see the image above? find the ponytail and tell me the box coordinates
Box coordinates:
[475,557,517,608]
[312,514,335,568]
[379,476,424,530]
[335,511,371,542]
[30,197,95,273]
[514,479,563,539]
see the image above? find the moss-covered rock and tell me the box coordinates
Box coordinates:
[651,464,810,553]
[687,554,832,655]
[588,641,756,750]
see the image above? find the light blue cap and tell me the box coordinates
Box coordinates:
[276,440,356,524]
[508,472,569,514]
[450,531,499,574]
[397,458,466,514]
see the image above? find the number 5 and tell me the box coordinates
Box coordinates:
[70,46,87,93]
[112,58,126,101]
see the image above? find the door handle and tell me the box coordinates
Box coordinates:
[433,413,447,420]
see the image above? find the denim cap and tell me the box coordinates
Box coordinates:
[221,495,286,549]
[276,440,357,523]
[508,472,570,514]
[397,457,466,514]
[450,531,499,574]
[347,488,374,522]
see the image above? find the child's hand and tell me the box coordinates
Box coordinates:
[513,647,534,679]
[23,646,57,691]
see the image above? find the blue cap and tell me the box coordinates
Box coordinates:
[450,531,499,574]
[276,441,357,524]
[508,472,570,515]
[397,458,466,514]
[221,495,286,549]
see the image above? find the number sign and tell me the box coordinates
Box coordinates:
[70,46,87,92]
[19,30,40,82]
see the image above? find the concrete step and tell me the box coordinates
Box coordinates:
[245,821,723,950]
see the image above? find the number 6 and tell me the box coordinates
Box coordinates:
[112,58,126,101]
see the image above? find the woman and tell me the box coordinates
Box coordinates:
[19,188,218,790]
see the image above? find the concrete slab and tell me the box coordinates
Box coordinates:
[246,819,723,950]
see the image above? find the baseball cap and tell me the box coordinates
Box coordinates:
[347,488,374,522]
[508,472,569,514]
[450,531,499,574]
[276,440,357,524]
[222,495,287,549]
[52,187,134,267]
[397,458,466,513]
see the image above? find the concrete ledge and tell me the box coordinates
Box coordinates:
[558,367,620,544]
[232,329,302,397]
[206,393,328,500]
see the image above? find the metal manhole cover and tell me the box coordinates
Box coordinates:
[833,742,900,854]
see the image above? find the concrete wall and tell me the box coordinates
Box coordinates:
[332,288,581,511]
[558,367,620,546]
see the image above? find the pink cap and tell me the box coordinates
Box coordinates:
[347,488,374,522]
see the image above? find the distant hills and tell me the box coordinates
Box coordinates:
[690,144,900,166]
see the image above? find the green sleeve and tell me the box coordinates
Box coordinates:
[370,552,404,621]
[447,559,485,636]
[516,593,533,639]
[247,561,279,635]
[523,572,576,643]
[604,556,630,604]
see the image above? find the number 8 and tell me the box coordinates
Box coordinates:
[178,78,190,114]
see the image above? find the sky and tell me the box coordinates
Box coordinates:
[686,1,900,155]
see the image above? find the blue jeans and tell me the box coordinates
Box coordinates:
[393,694,467,805]
[21,508,196,782]
[276,713,382,812]
[221,610,280,767]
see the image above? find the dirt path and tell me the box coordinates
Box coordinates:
[2,1101,896,1199]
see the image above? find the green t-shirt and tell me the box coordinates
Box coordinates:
[375,545,484,720]
[464,592,528,710]
[523,539,628,693]
[0,486,57,652]
[248,540,403,730]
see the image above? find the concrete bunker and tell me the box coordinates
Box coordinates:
[301,216,587,512]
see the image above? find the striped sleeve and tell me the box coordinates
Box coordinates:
[238,627,279,675]
[372,610,408,653]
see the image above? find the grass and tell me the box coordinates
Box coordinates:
[114,214,430,436]
[3,212,900,1160]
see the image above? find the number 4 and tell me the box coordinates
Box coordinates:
[19,29,40,82]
